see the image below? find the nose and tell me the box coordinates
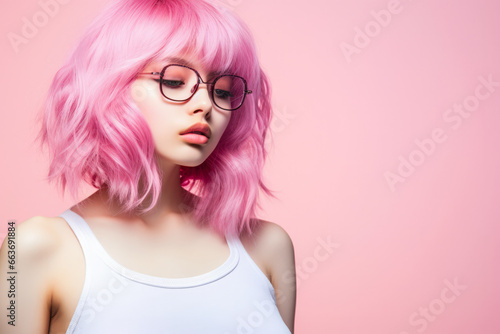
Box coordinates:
[188,82,212,115]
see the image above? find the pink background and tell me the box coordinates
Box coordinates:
[1,0,500,333]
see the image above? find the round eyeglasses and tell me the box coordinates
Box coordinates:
[138,64,253,111]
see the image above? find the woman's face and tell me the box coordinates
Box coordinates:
[130,55,232,167]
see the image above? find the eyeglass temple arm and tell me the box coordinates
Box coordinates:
[138,72,162,75]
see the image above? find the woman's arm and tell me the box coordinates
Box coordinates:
[0,217,59,334]
[261,221,297,333]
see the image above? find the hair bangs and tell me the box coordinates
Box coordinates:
[151,2,249,79]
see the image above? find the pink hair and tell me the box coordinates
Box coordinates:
[36,0,276,238]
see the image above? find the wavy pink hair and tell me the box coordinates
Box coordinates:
[36,0,277,238]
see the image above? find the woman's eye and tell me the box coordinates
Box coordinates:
[160,79,185,88]
[214,89,233,99]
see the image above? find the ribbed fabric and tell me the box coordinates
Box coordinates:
[58,209,291,334]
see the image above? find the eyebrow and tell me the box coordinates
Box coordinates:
[164,56,225,79]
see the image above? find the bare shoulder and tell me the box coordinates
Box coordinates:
[243,219,296,282]
[250,220,296,332]
[2,215,69,258]
[254,219,295,257]
[0,214,78,279]
[0,215,72,333]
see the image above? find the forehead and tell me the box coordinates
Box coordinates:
[156,55,227,79]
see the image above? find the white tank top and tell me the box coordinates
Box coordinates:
[58,209,291,334]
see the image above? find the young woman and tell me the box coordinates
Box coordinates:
[0,0,296,333]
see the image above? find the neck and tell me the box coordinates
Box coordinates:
[74,159,197,227]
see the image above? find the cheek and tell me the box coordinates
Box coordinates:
[209,112,231,144]
[131,81,177,143]
[141,108,180,151]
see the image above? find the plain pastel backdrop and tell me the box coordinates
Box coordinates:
[1,0,499,333]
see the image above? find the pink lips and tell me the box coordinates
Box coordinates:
[179,122,211,144]
[180,133,208,144]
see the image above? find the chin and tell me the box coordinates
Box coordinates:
[156,154,207,169]
[161,154,209,168]
[154,142,216,168]
[179,159,207,168]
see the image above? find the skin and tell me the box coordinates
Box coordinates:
[0,54,296,334]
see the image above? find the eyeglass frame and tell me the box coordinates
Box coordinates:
[137,63,253,111]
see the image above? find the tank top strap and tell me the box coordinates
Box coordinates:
[58,209,98,334]
[58,209,100,259]
[228,233,277,301]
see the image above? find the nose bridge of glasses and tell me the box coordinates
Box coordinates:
[188,77,215,107]
[191,75,214,94]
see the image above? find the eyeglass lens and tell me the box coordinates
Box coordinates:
[161,65,247,110]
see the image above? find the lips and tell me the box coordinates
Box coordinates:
[179,122,211,139]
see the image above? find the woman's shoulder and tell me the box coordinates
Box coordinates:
[250,220,296,328]
[256,219,293,251]
[250,219,295,255]
[0,215,81,333]
[242,219,295,274]
[1,215,73,266]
